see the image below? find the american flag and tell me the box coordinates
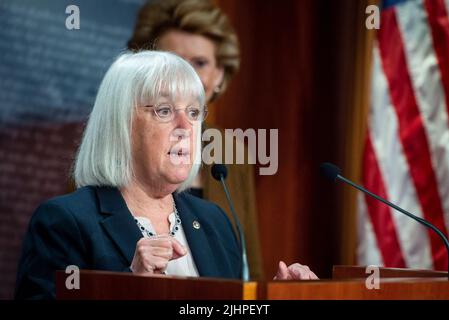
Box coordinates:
[358,0,449,270]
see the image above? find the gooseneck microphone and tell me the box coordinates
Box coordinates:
[211,164,250,281]
[320,162,449,279]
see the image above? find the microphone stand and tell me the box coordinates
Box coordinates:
[216,172,250,282]
[337,173,449,280]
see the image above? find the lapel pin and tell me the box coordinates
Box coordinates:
[192,220,200,230]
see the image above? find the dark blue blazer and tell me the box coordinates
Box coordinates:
[15,186,241,299]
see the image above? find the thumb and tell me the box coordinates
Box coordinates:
[170,238,187,260]
[274,261,290,280]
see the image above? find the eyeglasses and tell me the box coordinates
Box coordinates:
[144,103,208,123]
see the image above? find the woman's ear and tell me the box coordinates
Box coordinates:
[213,66,225,89]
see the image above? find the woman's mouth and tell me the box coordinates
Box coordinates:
[168,147,191,164]
[168,148,190,156]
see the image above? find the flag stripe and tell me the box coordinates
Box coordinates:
[363,132,407,267]
[377,7,449,270]
[425,0,449,127]
[369,44,433,268]
[357,193,384,266]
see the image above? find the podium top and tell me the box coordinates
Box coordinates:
[332,265,448,279]
[57,267,449,300]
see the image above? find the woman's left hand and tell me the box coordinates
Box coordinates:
[273,261,319,280]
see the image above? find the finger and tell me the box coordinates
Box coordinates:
[144,265,155,273]
[137,261,154,275]
[137,237,150,245]
[144,256,168,271]
[130,256,144,274]
[140,255,154,273]
[153,260,168,272]
[289,264,316,280]
[133,239,169,275]
[288,263,309,271]
[274,261,290,280]
[153,269,167,275]
[136,238,171,252]
[170,238,187,259]
[136,237,154,252]
[289,266,309,280]
[136,243,171,261]
[147,238,172,248]
[150,247,173,259]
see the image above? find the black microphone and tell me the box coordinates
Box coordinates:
[320,162,449,279]
[211,164,250,281]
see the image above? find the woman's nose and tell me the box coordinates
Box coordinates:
[172,128,190,141]
[174,109,193,129]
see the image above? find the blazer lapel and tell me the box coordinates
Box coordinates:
[95,187,142,266]
[173,192,220,277]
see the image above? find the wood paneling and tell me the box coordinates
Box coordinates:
[266,278,449,300]
[214,0,374,279]
[56,270,258,300]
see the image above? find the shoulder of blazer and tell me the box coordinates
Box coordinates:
[44,186,98,211]
[27,186,106,236]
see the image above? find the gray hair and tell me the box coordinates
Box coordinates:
[74,50,205,192]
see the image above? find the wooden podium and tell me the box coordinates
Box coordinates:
[56,266,449,300]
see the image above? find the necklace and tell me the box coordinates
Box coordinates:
[134,199,181,238]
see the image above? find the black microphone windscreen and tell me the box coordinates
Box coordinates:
[211,164,228,181]
[320,162,341,181]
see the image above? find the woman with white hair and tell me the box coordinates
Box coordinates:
[15,51,317,299]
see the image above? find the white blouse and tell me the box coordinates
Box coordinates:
[134,213,199,277]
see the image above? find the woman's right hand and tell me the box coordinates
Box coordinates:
[130,235,187,275]
[273,261,319,280]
